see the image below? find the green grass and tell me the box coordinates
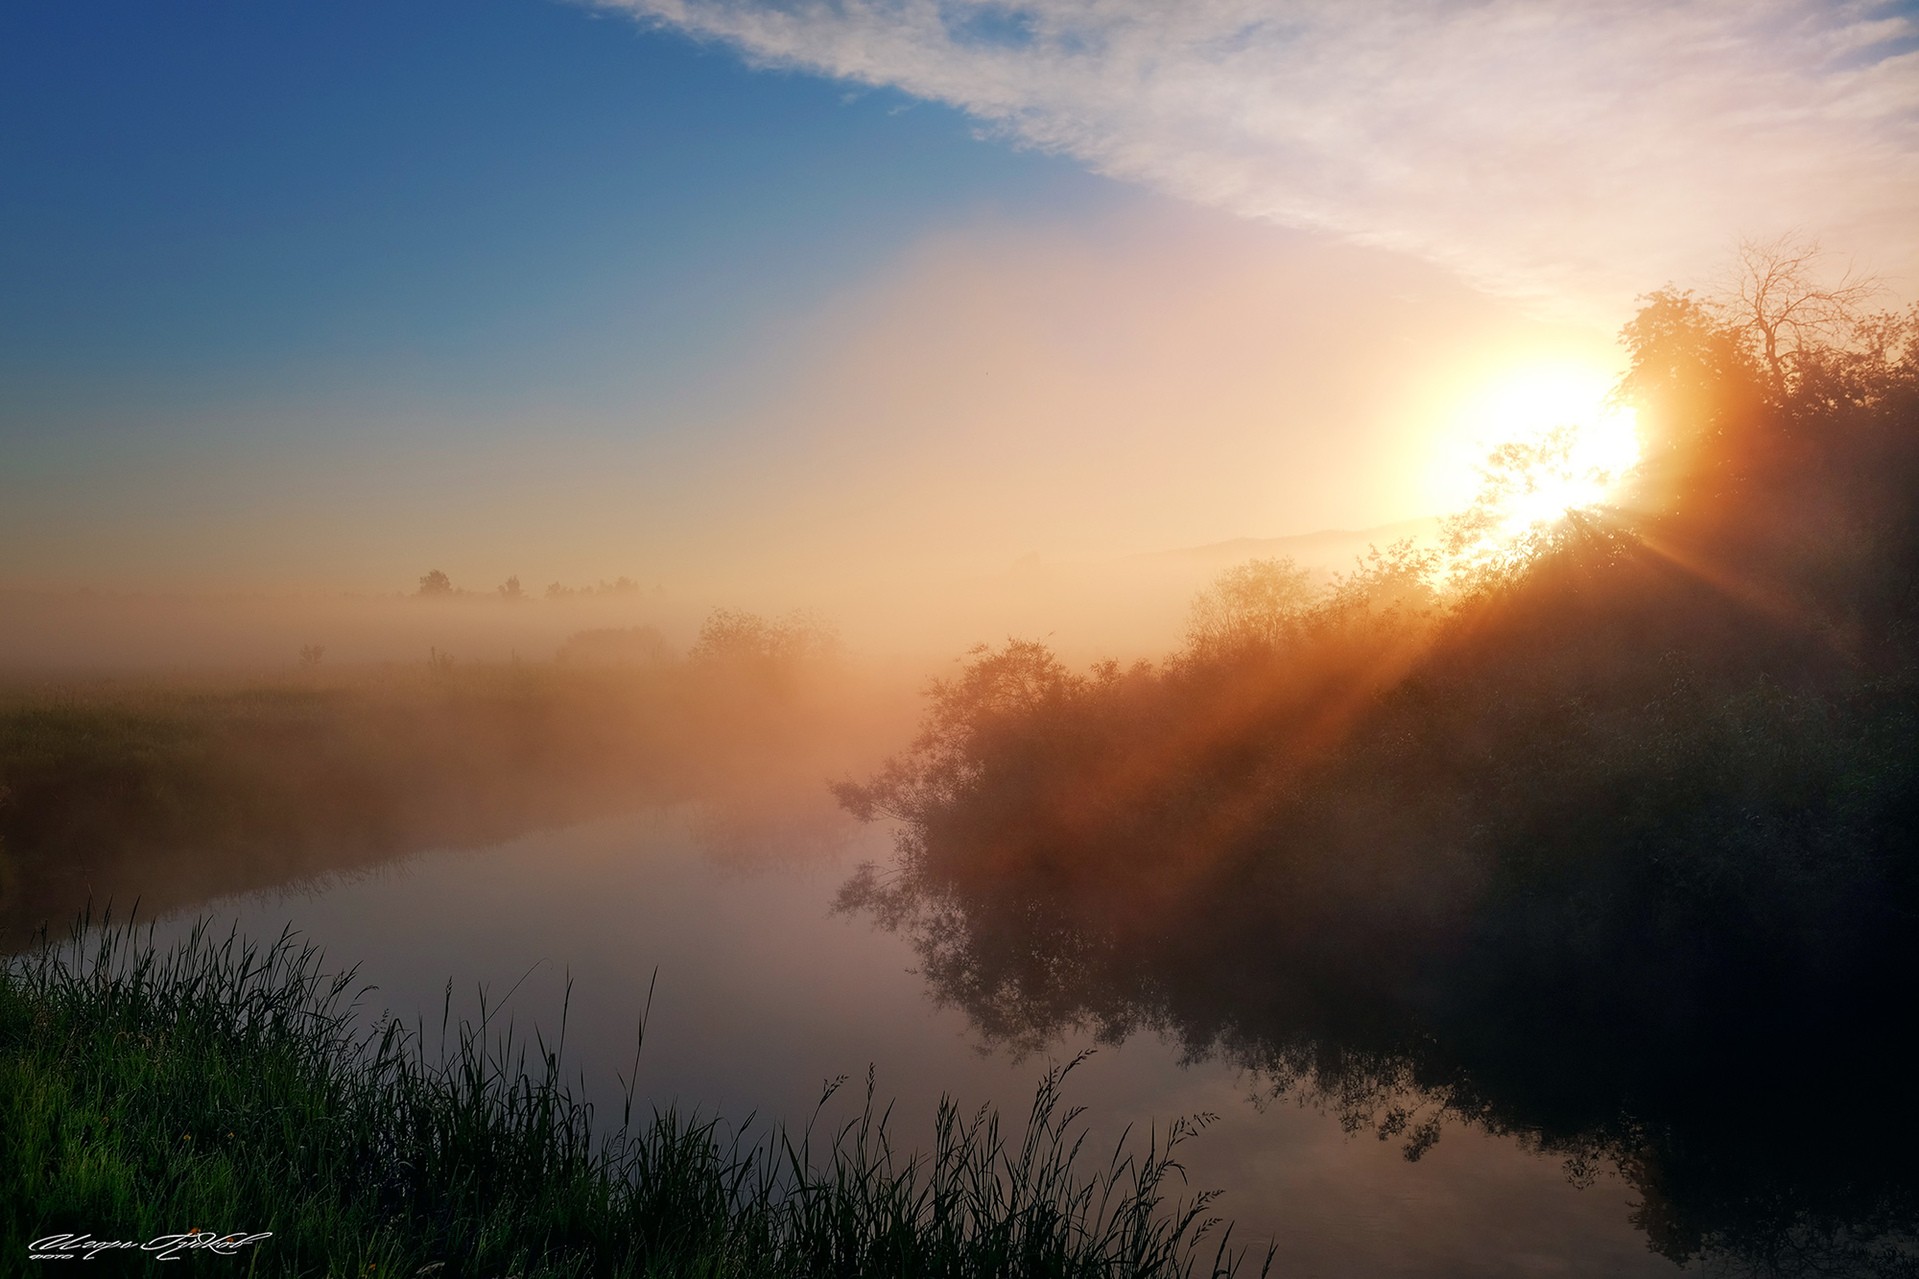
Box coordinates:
[1,912,1268,1277]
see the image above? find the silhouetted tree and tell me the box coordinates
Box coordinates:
[1184,557,1315,659]
[416,569,453,597]
[1722,234,1879,389]
[689,609,838,667]
[1617,288,1765,524]
[543,576,642,601]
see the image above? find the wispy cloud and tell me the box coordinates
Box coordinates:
[595,0,1919,312]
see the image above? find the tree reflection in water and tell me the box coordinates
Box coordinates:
[836,769,1917,1275]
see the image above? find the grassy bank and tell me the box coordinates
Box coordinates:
[1,915,1265,1277]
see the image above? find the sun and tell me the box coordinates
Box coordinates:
[1486,404,1640,531]
[1435,365,1642,569]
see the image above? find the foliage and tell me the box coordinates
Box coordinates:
[1183,558,1315,660]
[689,609,839,668]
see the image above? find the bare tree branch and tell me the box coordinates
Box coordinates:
[1720,233,1881,387]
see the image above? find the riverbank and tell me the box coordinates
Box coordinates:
[2,915,1265,1277]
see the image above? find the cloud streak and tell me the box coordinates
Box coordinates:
[596,0,1919,312]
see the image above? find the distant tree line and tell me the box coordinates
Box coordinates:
[408,571,655,601]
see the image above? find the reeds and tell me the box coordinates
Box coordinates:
[1,910,1268,1277]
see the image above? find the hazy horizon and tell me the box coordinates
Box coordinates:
[0,514,1444,672]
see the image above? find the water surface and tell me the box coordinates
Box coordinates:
[148,804,1680,1279]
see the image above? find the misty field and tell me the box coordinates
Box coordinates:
[0,613,911,947]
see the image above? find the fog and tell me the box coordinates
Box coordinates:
[0,517,1434,674]
[0,510,1433,958]
[6,277,1916,1277]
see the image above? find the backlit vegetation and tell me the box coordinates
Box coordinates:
[834,271,1919,1274]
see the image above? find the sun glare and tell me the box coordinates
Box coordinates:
[1436,366,1642,570]
[1493,404,1639,528]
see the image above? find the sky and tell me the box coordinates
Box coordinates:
[3,0,1915,600]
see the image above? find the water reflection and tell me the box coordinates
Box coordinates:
[13,741,1909,1277]
[114,810,1676,1278]
[836,818,1919,1276]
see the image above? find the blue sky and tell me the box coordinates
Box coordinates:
[3,1,1913,598]
[1,1,1103,441]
